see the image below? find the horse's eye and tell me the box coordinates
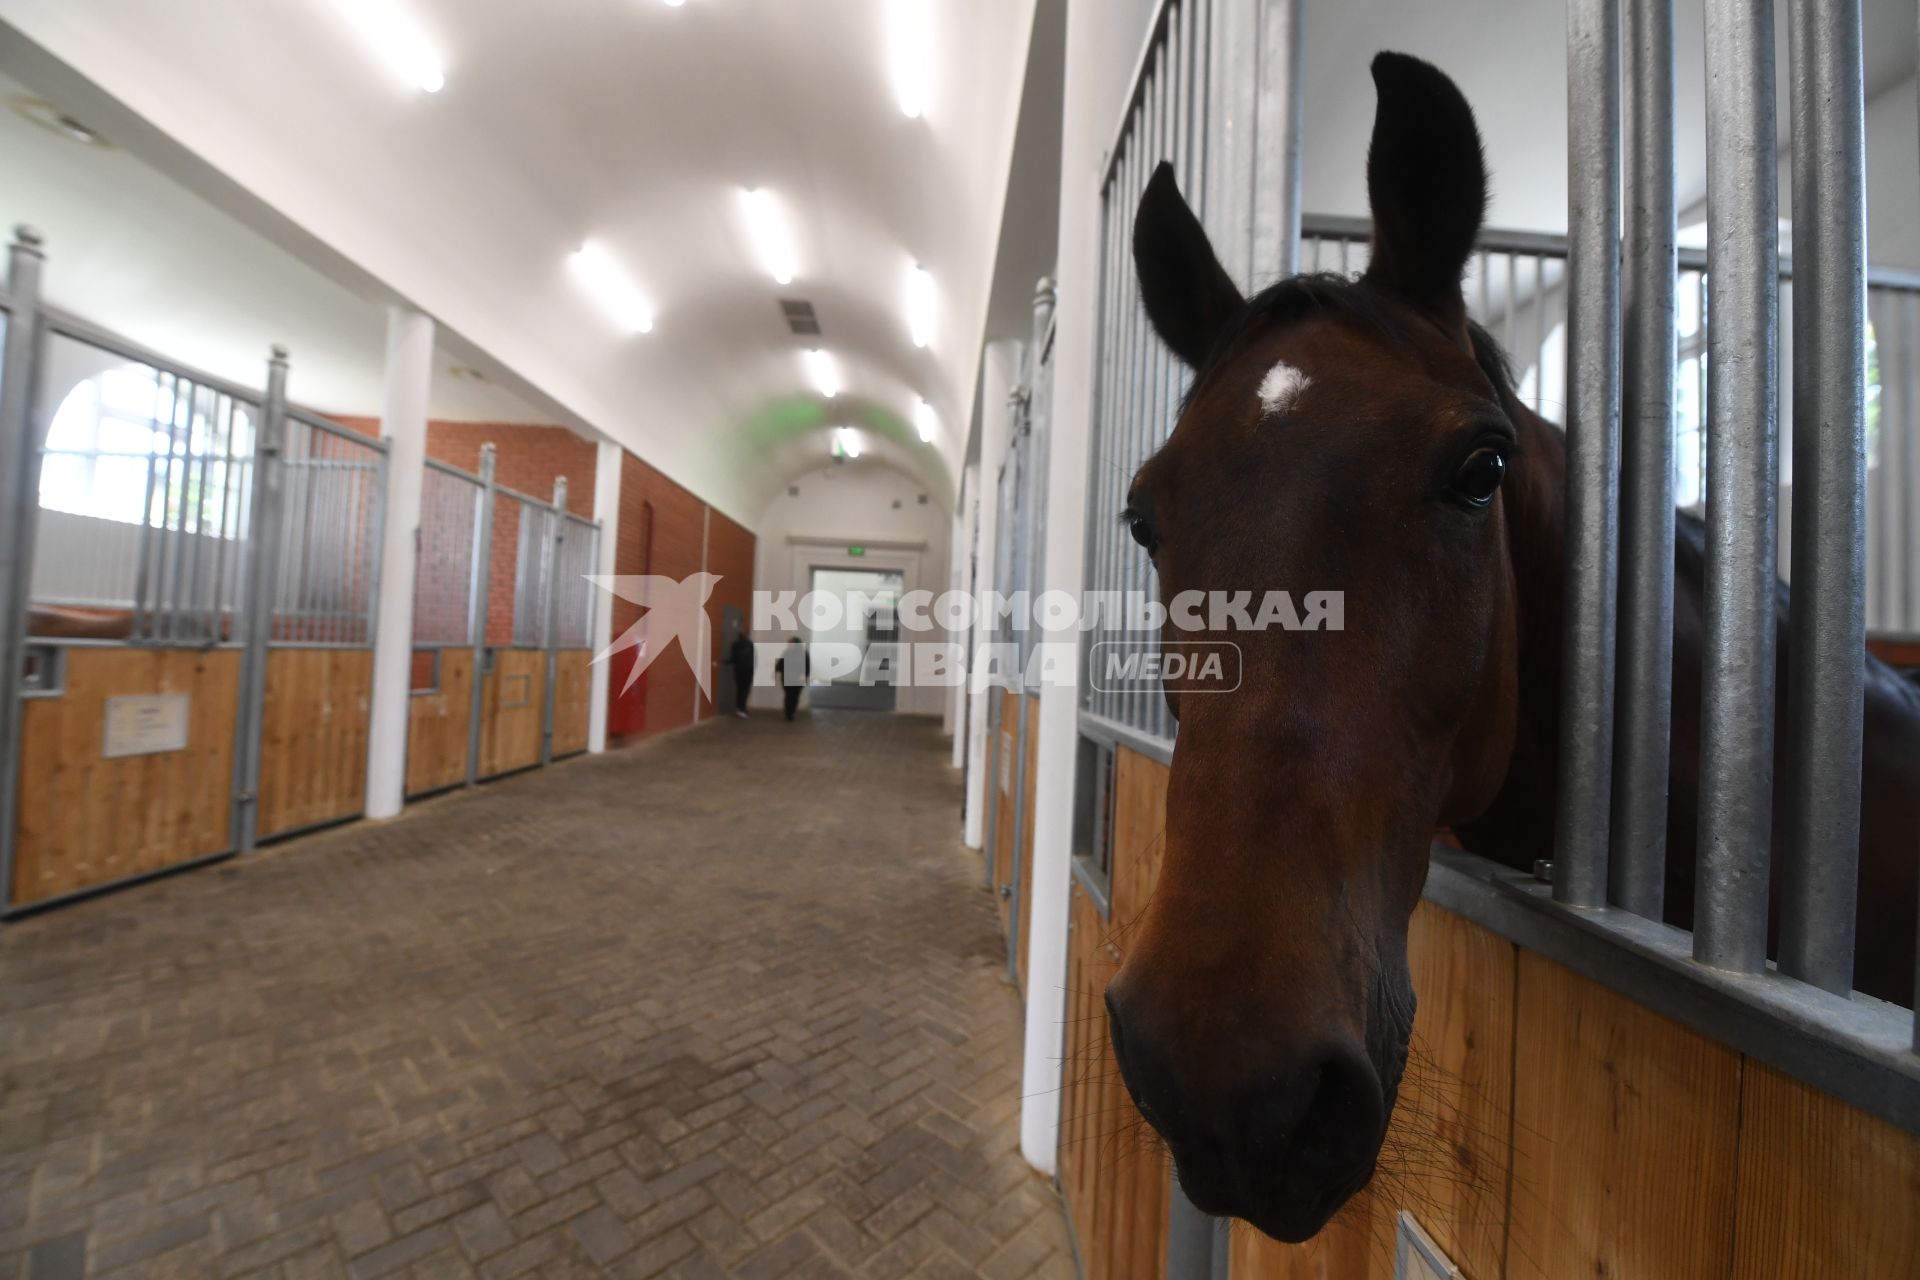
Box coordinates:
[1451,447,1506,508]
[1126,513,1157,552]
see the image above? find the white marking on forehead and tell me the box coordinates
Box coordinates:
[1257,360,1312,417]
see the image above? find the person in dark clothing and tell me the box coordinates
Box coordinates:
[773,637,809,722]
[727,631,756,718]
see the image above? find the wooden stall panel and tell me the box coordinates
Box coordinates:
[550,649,592,758]
[406,649,473,796]
[257,648,372,840]
[1508,951,1741,1280]
[1057,745,1172,1280]
[12,647,239,906]
[479,648,546,777]
[1730,1061,1920,1278]
[1232,902,1517,1280]
[1016,692,1039,988]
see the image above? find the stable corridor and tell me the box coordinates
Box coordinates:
[0,713,1075,1279]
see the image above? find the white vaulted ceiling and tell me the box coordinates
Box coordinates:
[0,0,1040,524]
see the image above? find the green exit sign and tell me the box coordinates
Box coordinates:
[847,545,866,556]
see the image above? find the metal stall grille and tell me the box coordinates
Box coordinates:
[414,459,483,648]
[505,488,560,649]
[273,410,386,647]
[552,514,599,650]
[30,315,260,645]
[1075,0,1299,770]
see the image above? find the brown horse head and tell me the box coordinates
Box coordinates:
[1104,52,1558,1241]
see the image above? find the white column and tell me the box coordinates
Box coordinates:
[963,342,1017,849]
[364,306,433,819]
[942,506,964,741]
[588,438,622,753]
[1018,0,1142,1176]
[944,475,975,767]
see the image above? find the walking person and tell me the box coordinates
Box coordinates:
[773,636,810,722]
[727,630,756,718]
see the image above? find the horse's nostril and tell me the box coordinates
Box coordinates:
[1283,1047,1384,1185]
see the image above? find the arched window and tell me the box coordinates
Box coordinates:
[39,363,254,528]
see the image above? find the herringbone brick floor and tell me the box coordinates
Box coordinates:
[0,712,1076,1279]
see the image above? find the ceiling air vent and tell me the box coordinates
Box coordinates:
[779,299,821,336]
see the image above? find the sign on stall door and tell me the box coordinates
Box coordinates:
[102,693,190,758]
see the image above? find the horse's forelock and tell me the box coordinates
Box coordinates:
[1178,274,1409,414]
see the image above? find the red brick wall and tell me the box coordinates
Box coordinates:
[335,420,597,646]
[608,451,712,739]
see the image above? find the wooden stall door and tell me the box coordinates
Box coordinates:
[257,649,373,840]
[12,647,239,906]
[479,648,546,777]
[406,649,473,796]
[549,649,592,758]
[1058,747,1172,1280]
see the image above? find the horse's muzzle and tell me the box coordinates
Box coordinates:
[1105,987,1388,1242]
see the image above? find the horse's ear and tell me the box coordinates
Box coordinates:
[1133,161,1244,368]
[1361,52,1488,321]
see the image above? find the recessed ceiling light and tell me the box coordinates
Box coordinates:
[331,0,445,93]
[570,242,654,334]
[914,398,936,443]
[837,428,862,460]
[9,97,110,148]
[805,349,841,399]
[906,265,934,349]
[663,0,686,6]
[889,0,931,119]
[740,189,798,286]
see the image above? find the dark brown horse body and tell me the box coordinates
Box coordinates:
[1105,51,1920,1244]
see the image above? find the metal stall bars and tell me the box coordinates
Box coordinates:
[1554,0,1625,910]
[409,452,487,796]
[1779,0,1870,996]
[1693,0,1780,974]
[244,404,389,845]
[1474,0,1919,1130]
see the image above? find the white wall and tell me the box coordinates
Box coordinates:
[1016,0,1161,1177]
[752,460,952,717]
